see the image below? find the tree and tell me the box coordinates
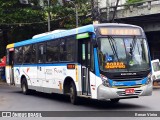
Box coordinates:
[0,0,92,57]
[0,0,46,57]
[49,0,92,28]
[126,0,143,4]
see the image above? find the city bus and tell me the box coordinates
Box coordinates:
[6,23,152,104]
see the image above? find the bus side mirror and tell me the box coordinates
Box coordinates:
[93,40,98,48]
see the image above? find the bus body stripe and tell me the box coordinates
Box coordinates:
[6,44,14,49]
[14,63,80,67]
[76,64,78,82]
[94,48,100,77]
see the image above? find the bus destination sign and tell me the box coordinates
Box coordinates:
[99,27,141,36]
[105,62,126,69]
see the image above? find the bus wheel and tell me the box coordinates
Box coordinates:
[70,82,78,105]
[110,98,120,103]
[21,78,29,95]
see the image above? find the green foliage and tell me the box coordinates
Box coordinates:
[49,0,92,28]
[0,0,92,57]
[0,0,47,57]
[126,0,143,4]
[0,0,45,24]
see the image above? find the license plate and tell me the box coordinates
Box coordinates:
[125,89,135,94]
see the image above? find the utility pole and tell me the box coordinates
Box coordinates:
[91,0,100,23]
[106,0,110,22]
[47,0,51,31]
[20,0,51,32]
[111,0,120,22]
[66,0,78,28]
[40,0,51,31]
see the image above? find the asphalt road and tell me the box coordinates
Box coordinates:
[0,84,160,120]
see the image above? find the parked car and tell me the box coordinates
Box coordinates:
[0,56,6,81]
[151,59,160,83]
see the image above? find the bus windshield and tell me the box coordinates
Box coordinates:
[98,37,150,72]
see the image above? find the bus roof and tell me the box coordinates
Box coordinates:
[14,24,95,47]
[32,29,67,39]
[13,23,143,47]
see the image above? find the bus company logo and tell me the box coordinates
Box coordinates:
[54,68,63,74]
[26,68,30,73]
[15,68,20,80]
[121,73,136,76]
[15,68,20,75]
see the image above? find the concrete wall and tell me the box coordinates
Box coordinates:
[98,0,126,8]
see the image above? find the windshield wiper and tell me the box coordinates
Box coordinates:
[131,36,140,55]
[108,36,119,62]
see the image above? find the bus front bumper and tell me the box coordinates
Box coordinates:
[97,83,152,100]
[153,79,160,82]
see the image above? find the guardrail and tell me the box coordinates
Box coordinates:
[100,0,160,13]
[100,0,160,21]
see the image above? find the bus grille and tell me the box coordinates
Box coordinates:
[113,78,143,81]
[116,86,142,89]
[116,90,142,96]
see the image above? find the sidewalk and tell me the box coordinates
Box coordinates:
[0,79,7,85]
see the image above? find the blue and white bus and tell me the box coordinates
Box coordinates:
[6,23,152,104]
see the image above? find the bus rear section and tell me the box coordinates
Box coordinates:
[5,44,14,85]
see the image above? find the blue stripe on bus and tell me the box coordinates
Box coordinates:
[14,63,80,67]
[94,48,100,77]
[14,25,95,47]
[109,77,148,87]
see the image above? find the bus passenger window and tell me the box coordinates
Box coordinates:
[38,44,45,63]
[14,47,23,64]
[46,40,59,63]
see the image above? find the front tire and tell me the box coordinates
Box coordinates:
[70,82,79,105]
[21,78,30,95]
[110,98,120,103]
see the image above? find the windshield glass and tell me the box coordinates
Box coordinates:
[98,37,150,72]
[152,62,160,72]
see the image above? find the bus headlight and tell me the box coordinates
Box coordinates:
[146,73,152,85]
[100,74,110,87]
[152,75,156,81]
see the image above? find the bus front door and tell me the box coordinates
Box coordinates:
[78,39,91,96]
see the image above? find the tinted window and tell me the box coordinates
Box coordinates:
[14,47,23,64]
[60,37,76,62]
[38,43,45,63]
[23,45,36,64]
[66,38,75,61]
[46,40,59,62]
[60,39,67,61]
